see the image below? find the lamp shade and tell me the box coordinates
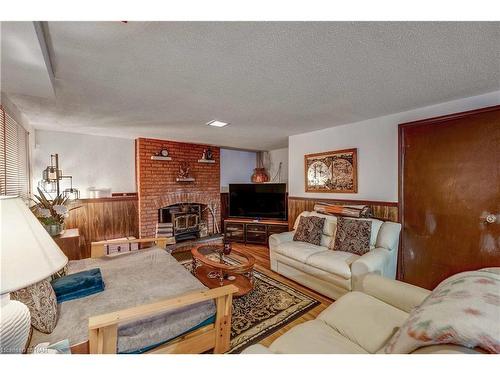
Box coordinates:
[0,196,68,294]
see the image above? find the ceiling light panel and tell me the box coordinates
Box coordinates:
[206,120,229,127]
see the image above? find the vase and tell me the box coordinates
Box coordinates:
[251,167,270,183]
[223,241,232,255]
[44,223,65,237]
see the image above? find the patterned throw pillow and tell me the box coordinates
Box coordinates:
[384,269,500,354]
[331,217,372,255]
[11,279,58,334]
[293,216,325,246]
[51,265,68,281]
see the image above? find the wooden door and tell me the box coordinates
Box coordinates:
[399,106,500,289]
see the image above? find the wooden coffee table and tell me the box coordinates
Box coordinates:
[191,244,256,296]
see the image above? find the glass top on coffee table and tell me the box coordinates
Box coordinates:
[191,244,256,296]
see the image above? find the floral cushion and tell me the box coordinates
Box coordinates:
[11,279,58,334]
[331,217,371,255]
[51,265,68,281]
[293,216,325,246]
[384,268,500,354]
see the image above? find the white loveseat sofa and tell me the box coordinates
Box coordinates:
[269,211,402,300]
[242,274,480,354]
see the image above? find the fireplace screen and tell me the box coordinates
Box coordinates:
[174,213,199,231]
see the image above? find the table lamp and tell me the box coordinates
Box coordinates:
[0,196,68,354]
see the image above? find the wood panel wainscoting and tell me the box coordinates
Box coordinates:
[287,196,399,229]
[65,196,139,259]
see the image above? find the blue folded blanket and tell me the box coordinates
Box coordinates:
[51,268,105,303]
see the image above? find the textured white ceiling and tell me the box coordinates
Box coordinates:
[1,22,54,99]
[3,22,500,150]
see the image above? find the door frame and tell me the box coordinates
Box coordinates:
[397,104,500,281]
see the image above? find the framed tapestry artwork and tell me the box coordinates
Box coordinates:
[304,148,358,193]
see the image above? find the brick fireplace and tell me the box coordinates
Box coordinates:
[136,137,220,239]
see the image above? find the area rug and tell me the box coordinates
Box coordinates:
[180,255,320,353]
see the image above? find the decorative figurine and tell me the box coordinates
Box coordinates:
[178,162,191,179]
[205,147,213,160]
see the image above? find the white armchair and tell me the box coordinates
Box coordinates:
[268,211,401,300]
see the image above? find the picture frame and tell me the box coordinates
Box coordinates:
[304,148,358,193]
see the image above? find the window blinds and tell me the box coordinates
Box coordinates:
[0,106,31,199]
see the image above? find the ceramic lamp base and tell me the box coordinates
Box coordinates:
[0,295,31,354]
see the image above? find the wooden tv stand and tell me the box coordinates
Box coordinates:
[224,218,289,245]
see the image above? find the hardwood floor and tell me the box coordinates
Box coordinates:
[230,243,333,348]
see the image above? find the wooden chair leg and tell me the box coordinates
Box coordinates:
[213,293,233,353]
[89,328,98,354]
[89,324,118,354]
[156,238,167,248]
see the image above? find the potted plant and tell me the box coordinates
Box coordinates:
[31,188,79,236]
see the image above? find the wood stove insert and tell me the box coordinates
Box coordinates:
[158,203,203,242]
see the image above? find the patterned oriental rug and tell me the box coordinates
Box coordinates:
[179,255,320,353]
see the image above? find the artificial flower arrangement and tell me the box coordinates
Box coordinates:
[31,188,79,236]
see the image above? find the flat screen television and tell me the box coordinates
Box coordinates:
[229,183,287,220]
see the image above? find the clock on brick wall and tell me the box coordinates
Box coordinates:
[304,148,358,193]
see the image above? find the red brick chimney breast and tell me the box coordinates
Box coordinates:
[136,137,221,238]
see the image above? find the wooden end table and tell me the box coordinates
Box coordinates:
[191,244,256,297]
[54,228,82,260]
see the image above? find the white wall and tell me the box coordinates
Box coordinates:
[33,132,258,197]
[220,148,256,191]
[267,148,288,185]
[289,90,500,202]
[33,130,136,198]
